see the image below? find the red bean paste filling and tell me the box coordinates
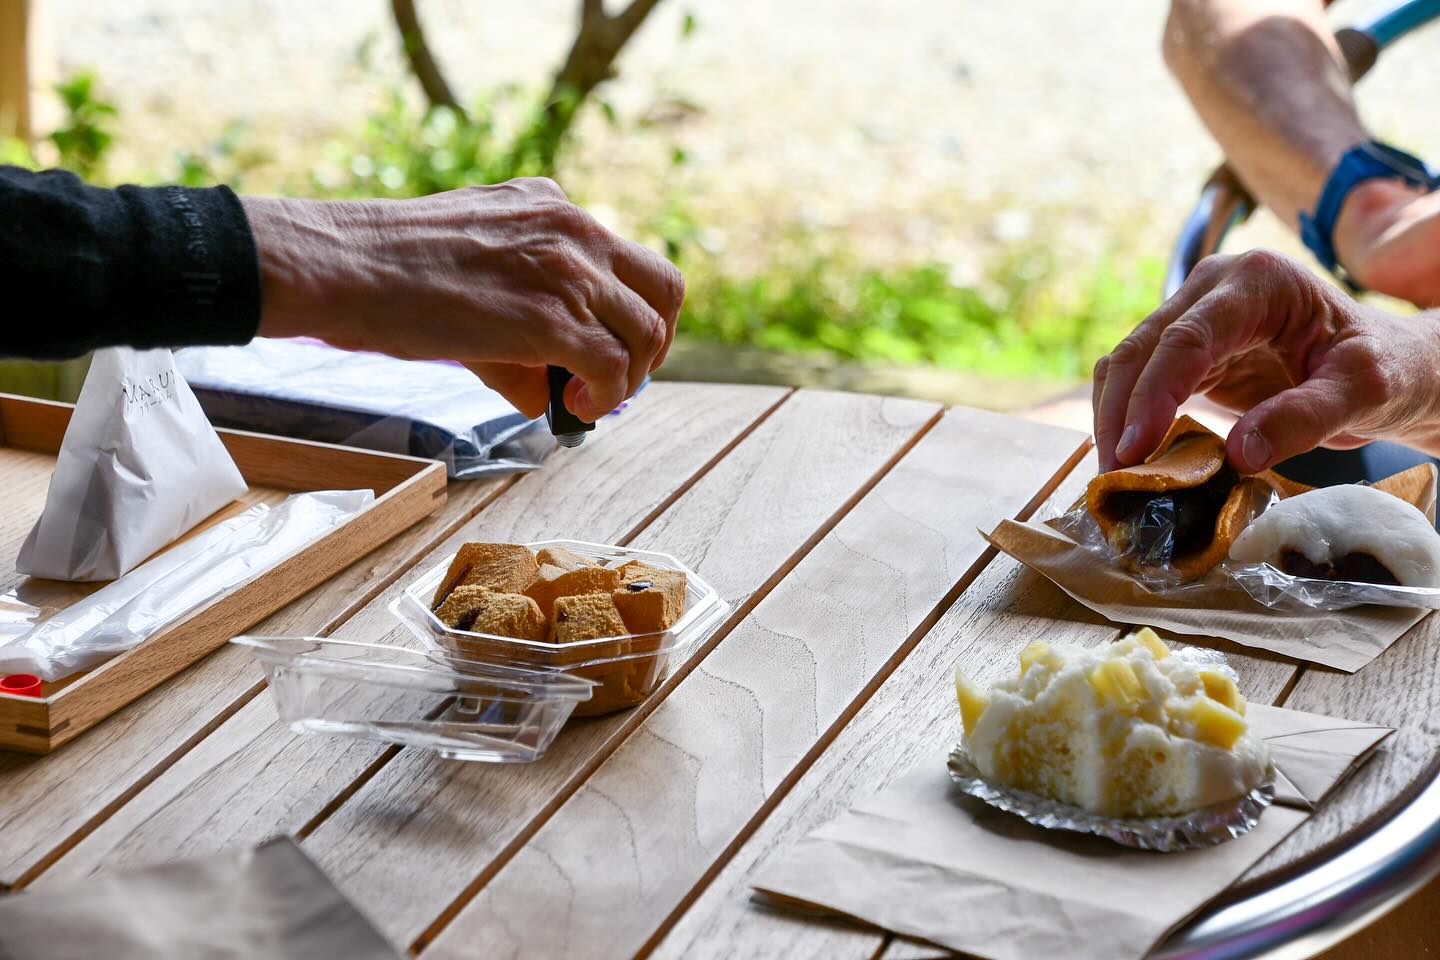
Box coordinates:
[1279,549,1400,586]
[1101,465,1239,565]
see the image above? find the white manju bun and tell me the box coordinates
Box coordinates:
[1229,484,1440,587]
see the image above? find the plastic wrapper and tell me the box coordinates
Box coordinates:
[177,338,554,479]
[1226,563,1440,611]
[1048,487,1440,612]
[0,490,372,681]
[233,636,595,763]
[392,540,730,717]
[946,747,1276,852]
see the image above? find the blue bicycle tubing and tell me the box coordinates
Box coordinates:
[1361,0,1440,47]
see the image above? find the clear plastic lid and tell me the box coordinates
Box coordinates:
[231,636,594,763]
[391,540,730,669]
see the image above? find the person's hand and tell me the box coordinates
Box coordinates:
[242,178,683,421]
[1334,178,1440,308]
[1091,249,1440,473]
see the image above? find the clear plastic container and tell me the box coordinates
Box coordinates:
[231,636,595,762]
[391,540,730,717]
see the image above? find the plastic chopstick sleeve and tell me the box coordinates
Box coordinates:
[0,490,373,681]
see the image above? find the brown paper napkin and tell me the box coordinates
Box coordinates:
[752,706,1392,960]
[985,519,1427,672]
[0,836,401,960]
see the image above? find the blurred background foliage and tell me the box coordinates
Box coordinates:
[1,0,1167,407]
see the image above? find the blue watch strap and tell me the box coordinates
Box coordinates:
[1298,140,1440,278]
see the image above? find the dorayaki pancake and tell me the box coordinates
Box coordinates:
[1370,462,1437,522]
[1086,416,1293,580]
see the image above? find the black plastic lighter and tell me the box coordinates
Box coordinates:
[545,365,595,448]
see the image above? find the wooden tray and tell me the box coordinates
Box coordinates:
[0,393,447,754]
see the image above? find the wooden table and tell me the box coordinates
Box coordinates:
[1,382,1436,959]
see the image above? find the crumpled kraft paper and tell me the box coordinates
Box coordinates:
[753,704,1392,960]
[0,836,400,960]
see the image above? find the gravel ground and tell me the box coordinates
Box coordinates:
[36,0,1440,283]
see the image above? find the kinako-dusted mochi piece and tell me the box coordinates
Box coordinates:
[523,564,622,620]
[955,628,1270,817]
[435,585,491,629]
[615,560,661,578]
[431,543,539,609]
[549,590,669,718]
[611,567,688,634]
[536,545,599,572]
[548,593,628,644]
[434,586,547,641]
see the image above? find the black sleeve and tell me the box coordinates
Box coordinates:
[0,166,261,359]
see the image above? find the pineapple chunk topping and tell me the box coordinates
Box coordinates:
[1199,669,1246,715]
[1184,697,1248,750]
[1019,640,1053,674]
[955,670,989,736]
[1132,627,1170,660]
[1088,658,1144,712]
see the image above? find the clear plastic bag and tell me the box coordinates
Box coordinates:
[176,338,555,479]
[1226,563,1440,611]
[1048,498,1244,598]
[1049,488,1440,612]
[0,490,372,681]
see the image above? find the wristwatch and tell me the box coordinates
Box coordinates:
[1298,139,1440,286]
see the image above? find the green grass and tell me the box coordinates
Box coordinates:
[676,246,1163,381]
[2,69,1162,387]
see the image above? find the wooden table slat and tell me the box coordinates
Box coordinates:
[0,471,514,890]
[880,935,955,959]
[421,410,1090,960]
[9,388,1436,960]
[26,383,786,890]
[648,457,1301,960]
[301,390,942,949]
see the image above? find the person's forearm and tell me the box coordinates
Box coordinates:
[0,166,260,359]
[239,180,684,420]
[1163,0,1366,229]
[240,195,369,346]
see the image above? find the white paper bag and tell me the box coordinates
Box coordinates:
[17,347,248,582]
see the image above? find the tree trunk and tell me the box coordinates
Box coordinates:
[391,0,464,117]
[0,0,34,140]
[528,0,666,172]
[388,0,668,178]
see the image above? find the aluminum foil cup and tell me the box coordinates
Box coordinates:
[947,744,1276,852]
